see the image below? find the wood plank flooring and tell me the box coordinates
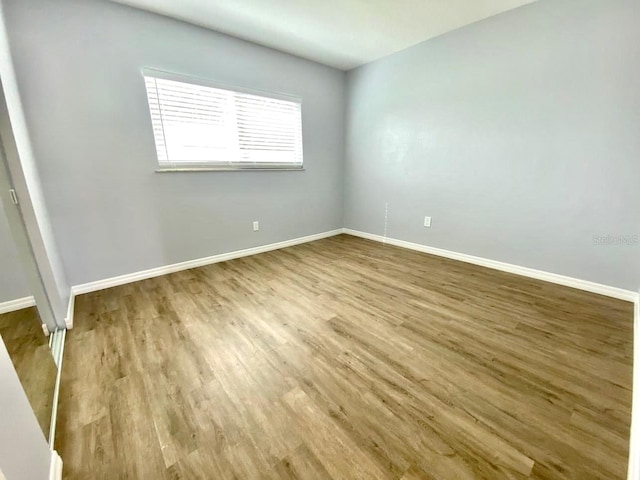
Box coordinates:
[0,306,57,438]
[56,234,633,479]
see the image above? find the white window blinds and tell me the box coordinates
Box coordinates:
[143,70,303,170]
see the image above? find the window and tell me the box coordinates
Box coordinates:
[142,69,303,171]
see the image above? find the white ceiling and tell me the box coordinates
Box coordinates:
[111,0,536,70]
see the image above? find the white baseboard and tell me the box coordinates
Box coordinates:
[0,295,35,314]
[71,229,343,296]
[65,292,74,330]
[629,295,640,480]
[343,228,639,302]
[49,450,62,480]
[67,226,638,316]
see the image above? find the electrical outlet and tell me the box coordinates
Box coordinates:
[424,216,432,228]
[253,221,259,232]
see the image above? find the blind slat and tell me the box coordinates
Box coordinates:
[144,73,302,168]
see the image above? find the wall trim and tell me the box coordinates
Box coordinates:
[49,450,62,480]
[65,292,74,329]
[69,227,638,308]
[629,295,640,480]
[343,229,639,302]
[0,295,35,314]
[71,229,343,296]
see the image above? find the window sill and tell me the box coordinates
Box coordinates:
[155,166,305,173]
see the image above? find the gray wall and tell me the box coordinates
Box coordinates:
[345,0,640,291]
[2,0,345,286]
[4,0,639,293]
[0,209,29,304]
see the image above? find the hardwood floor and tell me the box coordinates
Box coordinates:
[0,306,57,438]
[57,234,633,479]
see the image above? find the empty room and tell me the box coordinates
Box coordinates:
[0,0,639,479]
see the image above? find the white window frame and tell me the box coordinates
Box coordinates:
[142,68,304,172]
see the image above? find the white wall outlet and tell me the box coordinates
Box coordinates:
[253,221,259,232]
[423,216,432,228]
